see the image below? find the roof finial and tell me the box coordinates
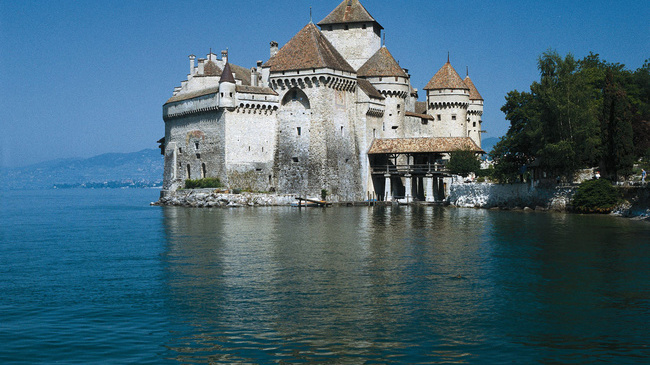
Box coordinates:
[466,66,468,77]
[310,6,312,23]
[447,52,450,63]
[383,32,386,47]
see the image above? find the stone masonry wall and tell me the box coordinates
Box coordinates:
[448,182,577,211]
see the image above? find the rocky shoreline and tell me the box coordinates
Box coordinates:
[153,189,297,207]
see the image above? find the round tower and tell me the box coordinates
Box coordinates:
[464,74,484,148]
[218,62,236,109]
[423,60,470,138]
[358,46,410,138]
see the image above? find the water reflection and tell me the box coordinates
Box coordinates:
[161,206,650,363]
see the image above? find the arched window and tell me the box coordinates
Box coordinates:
[281,88,311,109]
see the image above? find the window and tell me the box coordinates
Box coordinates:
[373,128,376,137]
[437,114,441,121]
[292,157,299,163]
[473,122,476,127]
[397,104,401,109]
[391,126,398,129]
[340,126,344,135]
[201,163,206,178]
[297,127,301,136]
[452,115,457,120]
[195,142,199,150]
[186,164,191,179]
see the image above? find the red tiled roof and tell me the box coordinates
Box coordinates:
[357,78,384,100]
[318,0,382,29]
[230,63,251,86]
[424,62,469,90]
[368,137,484,154]
[358,47,408,78]
[464,76,483,101]
[263,23,355,73]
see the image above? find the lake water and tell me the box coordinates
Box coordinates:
[1,189,649,364]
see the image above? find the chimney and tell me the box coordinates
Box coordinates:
[189,54,196,75]
[221,50,228,65]
[270,41,278,58]
[197,58,206,75]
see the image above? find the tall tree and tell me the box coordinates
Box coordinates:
[601,70,635,179]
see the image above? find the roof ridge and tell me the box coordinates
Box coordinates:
[263,23,355,73]
[423,61,469,90]
[358,46,408,78]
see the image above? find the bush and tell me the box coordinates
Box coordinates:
[571,179,620,213]
[447,148,481,177]
[184,177,223,189]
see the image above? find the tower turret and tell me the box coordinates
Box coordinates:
[464,74,484,148]
[358,46,409,138]
[218,62,236,109]
[318,0,383,70]
[423,60,470,138]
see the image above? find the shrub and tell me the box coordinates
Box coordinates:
[184,177,223,189]
[571,179,620,213]
[447,148,481,177]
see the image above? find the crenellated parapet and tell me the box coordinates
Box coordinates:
[428,100,470,110]
[270,72,357,92]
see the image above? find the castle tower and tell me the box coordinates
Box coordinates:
[263,22,361,200]
[424,60,470,138]
[358,46,409,138]
[218,62,236,109]
[318,0,383,70]
[464,74,484,148]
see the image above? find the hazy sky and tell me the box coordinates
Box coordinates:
[1,0,648,167]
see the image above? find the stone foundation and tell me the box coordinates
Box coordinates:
[155,189,296,207]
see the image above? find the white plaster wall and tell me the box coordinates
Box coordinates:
[321,23,381,70]
[427,89,469,138]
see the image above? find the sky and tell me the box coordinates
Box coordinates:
[1,0,648,167]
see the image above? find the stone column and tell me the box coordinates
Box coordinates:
[405,174,412,201]
[425,174,435,202]
[384,174,392,201]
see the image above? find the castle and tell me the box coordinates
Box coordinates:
[160,0,485,202]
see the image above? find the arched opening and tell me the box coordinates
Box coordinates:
[281,88,311,109]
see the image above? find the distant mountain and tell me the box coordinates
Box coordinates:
[482,137,500,155]
[1,149,164,190]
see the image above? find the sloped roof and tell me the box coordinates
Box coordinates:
[263,23,355,73]
[236,85,278,96]
[318,0,383,29]
[414,101,427,115]
[204,60,222,76]
[405,111,434,120]
[424,62,469,90]
[219,63,235,84]
[464,76,483,101]
[368,137,484,154]
[358,47,408,78]
[357,79,384,100]
[165,87,219,105]
[230,63,252,86]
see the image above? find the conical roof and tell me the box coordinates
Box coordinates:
[464,76,483,100]
[263,23,355,73]
[358,47,408,78]
[423,62,469,90]
[219,63,235,84]
[318,0,383,29]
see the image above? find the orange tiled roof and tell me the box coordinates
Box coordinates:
[368,137,484,154]
[263,23,355,73]
[358,47,408,78]
[203,60,222,76]
[464,76,483,101]
[318,0,382,29]
[405,111,434,120]
[414,101,427,114]
[424,62,469,90]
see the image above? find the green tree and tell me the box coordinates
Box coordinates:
[447,148,481,177]
[601,70,635,180]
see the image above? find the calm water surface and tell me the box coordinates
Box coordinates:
[1,189,649,364]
